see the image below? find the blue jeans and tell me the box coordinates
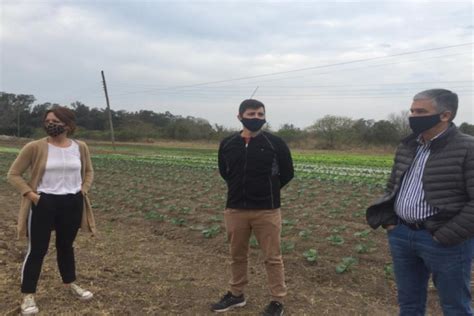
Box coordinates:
[387,223,472,316]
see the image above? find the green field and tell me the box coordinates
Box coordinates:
[2,142,422,314]
[0,143,393,187]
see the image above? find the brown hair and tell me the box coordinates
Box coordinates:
[43,106,77,135]
[239,99,265,116]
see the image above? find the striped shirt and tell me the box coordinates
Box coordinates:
[394,129,447,223]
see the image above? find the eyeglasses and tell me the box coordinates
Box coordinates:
[44,119,63,124]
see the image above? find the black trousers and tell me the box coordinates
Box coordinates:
[21,192,83,293]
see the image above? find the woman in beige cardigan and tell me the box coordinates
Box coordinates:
[7,106,96,315]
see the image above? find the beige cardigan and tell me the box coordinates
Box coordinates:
[7,137,97,239]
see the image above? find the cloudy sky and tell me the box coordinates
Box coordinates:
[1,0,473,129]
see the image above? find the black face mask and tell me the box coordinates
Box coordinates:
[241,118,266,132]
[408,113,442,135]
[44,123,66,137]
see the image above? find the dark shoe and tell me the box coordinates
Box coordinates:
[262,301,284,316]
[211,291,246,312]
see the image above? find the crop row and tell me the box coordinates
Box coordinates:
[94,153,390,186]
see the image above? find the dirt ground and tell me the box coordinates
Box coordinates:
[0,141,462,315]
[1,183,451,315]
[0,189,384,315]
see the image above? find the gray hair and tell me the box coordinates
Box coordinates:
[413,89,458,121]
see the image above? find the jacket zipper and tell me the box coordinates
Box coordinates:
[243,142,248,207]
[269,175,274,209]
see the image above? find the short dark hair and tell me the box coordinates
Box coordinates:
[413,89,458,121]
[239,99,265,116]
[43,106,77,135]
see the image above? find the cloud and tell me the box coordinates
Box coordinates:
[1,0,472,127]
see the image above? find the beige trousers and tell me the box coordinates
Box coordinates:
[224,208,287,302]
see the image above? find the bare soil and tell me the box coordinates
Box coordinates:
[0,144,459,315]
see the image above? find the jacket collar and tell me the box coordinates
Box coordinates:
[402,123,458,151]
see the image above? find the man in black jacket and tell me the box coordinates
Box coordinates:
[211,99,294,316]
[366,89,474,315]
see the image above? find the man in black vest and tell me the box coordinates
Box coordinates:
[367,89,474,315]
[211,99,294,316]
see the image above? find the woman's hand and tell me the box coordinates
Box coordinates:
[26,191,40,205]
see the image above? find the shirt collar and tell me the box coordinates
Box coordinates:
[416,127,449,146]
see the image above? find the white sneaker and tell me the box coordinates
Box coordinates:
[21,294,39,315]
[70,283,93,300]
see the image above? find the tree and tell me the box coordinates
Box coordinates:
[276,123,305,143]
[388,110,411,139]
[0,92,35,136]
[30,102,60,128]
[459,122,474,136]
[0,92,17,135]
[309,115,354,149]
[165,116,214,140]
[212,124,236,140]
[351,119,375,144]
[366,120,400,145]
[71,101,91,128]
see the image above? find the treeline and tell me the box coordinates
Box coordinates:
[0,92,230,142]
[1,91,473,149]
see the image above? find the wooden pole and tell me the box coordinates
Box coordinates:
[101,70,116,150]
[17,102,21,137]
[250,86,259,98]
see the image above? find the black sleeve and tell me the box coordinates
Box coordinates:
[218,140,228,180]
[277,139,294,188]
[385,145,402,194]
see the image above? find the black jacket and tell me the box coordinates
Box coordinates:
[218,131,294,210]
[366,124,474,246]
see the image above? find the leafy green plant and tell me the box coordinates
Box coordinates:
[179,206,192,214]
[210,215,223,223]
[384,263,394,279]
[332,225,347,233]
[280,225,292,237]
[144,210,165,222]
[202,225,221,238]
[170,217,186,226]
[354,229,371,238]
[298,229,311,239]
[250,235,259,249]
[336,257,357,274]
[280,240,295,254]
[282,219,297,226]
[327,235,345,245]
[303,249,318,263]
[354,243,369,254]
[167,205,178,212]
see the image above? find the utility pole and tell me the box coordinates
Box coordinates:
[250,86,259,98]
[17,101,21,137]
[101,70,116,150]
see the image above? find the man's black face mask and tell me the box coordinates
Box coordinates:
[241,118,266,132]
[409,113,442,135]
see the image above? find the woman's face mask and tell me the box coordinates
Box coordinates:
[44,122,66,137]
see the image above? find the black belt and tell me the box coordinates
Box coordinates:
[400,219,425,230]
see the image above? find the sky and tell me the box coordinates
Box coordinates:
[1,0,473,129]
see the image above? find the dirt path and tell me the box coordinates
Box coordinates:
[0,181,404,315]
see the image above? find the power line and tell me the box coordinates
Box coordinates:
[79,48,473,101]
[105,42,472,96]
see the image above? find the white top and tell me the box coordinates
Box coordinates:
[37,141,82,195]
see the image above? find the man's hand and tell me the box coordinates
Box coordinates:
[385,224,397,232]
